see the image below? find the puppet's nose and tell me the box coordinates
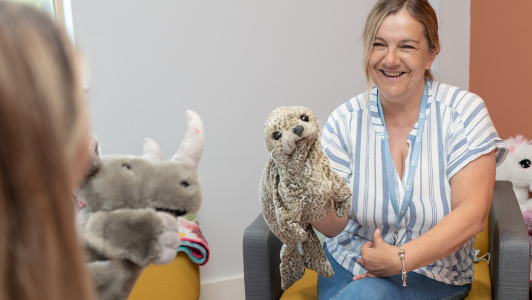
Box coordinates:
[293,125,304,137]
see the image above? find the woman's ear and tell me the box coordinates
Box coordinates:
[425,47,438,70]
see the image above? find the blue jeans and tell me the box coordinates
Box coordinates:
[317,246,471,300]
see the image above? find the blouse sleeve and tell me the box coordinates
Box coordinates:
[446,91,508,179]
[321,108,353,184]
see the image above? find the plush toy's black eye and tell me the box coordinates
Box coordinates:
[122,163,131,170]
[273,131,282,140]
[181,180,190,187]
[300,114,309,122]
[519,159,531,168]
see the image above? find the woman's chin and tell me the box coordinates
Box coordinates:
[377,86,408,101]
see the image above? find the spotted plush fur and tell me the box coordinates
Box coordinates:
[259,106,352,290]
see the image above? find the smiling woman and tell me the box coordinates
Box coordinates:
[362,0,440,101]
[311,0,509,299]
[368,10,436,110]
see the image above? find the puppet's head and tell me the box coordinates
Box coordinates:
[76,110,204,217]
[264,106,320,159]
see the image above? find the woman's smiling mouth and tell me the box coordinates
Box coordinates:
[381,70,405,77]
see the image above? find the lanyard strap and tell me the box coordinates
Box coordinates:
[377,80,429,236]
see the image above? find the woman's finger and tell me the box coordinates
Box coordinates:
[360,241,374,253]
[352,272,376,281]
[356,258,363,267]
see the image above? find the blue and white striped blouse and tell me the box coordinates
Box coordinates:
[321,80,508,285]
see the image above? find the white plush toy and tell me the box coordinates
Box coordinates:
[495,135,532,210]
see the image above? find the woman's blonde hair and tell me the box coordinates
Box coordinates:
[0,1,94,300]
[362,0,440,99]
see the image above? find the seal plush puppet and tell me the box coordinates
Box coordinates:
[259,106,352,290]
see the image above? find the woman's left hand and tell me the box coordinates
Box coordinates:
[353,229,402,280]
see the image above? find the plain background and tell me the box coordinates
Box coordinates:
[70,0,471,295]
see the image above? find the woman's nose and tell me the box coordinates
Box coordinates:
[382,48,400,66]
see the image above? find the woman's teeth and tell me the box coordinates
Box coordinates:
[382,70,403,77]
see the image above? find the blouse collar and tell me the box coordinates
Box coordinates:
[370,79,434,140]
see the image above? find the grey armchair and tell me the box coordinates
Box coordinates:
[243,181,530,300]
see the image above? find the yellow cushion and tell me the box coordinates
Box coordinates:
[279,268,318,300]
[465,219,492,300]
[465,261,491,300]
[128,252,200,300]
[474,220,490,257]
[280,222,491,300]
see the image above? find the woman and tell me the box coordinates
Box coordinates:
[312,0,507,299]
[0,1,95,300]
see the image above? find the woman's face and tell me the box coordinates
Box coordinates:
[368,9,436,104]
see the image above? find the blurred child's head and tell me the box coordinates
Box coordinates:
[0,1,94,299]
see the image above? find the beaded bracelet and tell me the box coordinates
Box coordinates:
[398,244,407,287]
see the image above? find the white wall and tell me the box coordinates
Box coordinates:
[70,0,469,298]
[437,0,470,90]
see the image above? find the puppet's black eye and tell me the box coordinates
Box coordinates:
[273,131,282,140]
[519,159,531,168]
[300,114,309,122]
[122,163,131,170]
[181,181,190,187]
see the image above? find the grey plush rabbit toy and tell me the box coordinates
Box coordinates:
[259,106,352,290]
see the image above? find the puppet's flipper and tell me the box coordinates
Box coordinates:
[87,259,143,300]
[275,195,307,242]
[280,243,306,290]
[278,218,307,242]
[331,172,352,218]
[301,227,334,278]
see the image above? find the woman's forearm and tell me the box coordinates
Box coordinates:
[355,203,490,280]
[402,151,495,272]
[311,199,349,238]
[401,204,489,272]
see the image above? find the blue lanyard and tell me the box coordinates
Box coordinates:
[377,80,428,245]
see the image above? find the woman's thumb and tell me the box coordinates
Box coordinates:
[373,229,383,243]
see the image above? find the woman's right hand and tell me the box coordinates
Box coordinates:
[353,229,403,280]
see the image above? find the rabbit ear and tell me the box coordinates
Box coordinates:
[172,110,204,169]
[143,138,162,160]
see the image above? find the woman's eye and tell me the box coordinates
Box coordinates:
[300,114,309,122]
[402,45,415,49]
[373,43,384,47]
[273,131,282,140]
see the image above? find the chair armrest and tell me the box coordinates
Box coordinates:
[489,181,530,300]
[243,214,283,300]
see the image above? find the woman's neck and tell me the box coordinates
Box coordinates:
[380,81,425,129]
